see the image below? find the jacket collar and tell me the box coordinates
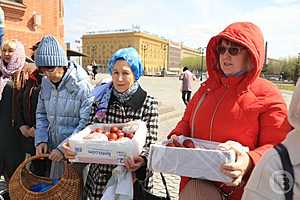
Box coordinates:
[111,85,147,111]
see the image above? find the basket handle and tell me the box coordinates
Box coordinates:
[19,154,50,169]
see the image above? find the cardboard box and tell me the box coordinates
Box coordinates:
[68,120,147,165]
[148,136,242,182]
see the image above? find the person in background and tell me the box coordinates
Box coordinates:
[0,39,26,182]
[0,6,4,46]
[16,42,50,177]
[92,65,97,80]
[34,35,93,179]
[242,78,300,200]
[179,66,196,105]
[169,22,291,200]
[63,47,159,199]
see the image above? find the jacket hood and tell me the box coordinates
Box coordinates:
[206,22,265,91]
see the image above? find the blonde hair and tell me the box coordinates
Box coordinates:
[2,39,17,51]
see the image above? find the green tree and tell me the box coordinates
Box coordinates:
[180,56,206,73]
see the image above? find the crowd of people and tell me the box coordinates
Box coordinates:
[0,20,299,200]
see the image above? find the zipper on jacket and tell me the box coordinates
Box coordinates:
[53,89,59,148]
[209,86,228,140]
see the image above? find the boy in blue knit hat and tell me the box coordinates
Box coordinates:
[34,35,93,178]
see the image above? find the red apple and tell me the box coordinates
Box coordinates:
[110,126,119,133]
[94,127,103,133]
[117,130,125,139]
[183,139,195,148]
[108,132,118,141]
[173,139,183,147]
[104,131,110,137]
[125,132,134,139]
[166,142,176,147]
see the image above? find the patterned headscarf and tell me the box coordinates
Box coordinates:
[0,40,26,100]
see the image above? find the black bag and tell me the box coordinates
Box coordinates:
[274,143,295,200]
[0,189,9,200]
[133,172,170,200]
[0,180,9,200]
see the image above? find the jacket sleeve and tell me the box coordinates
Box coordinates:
[168,88,202,138]
[15,87,25,129]
[248,87,291,165]
[35,86,50,147]
[140,98,159,159]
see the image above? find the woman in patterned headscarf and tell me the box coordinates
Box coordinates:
[64,47,159,199]
[0,39,26,182]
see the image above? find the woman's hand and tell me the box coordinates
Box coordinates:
[62,142,76,160]
[19,125,31,137]
[49,149,64,161]
[218,141,253,187]
[36,143,48,156]
[20,126,35,138]
[124,156,145,172]
[28,127,35,137]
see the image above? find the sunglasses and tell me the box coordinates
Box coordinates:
[216,45,245,56]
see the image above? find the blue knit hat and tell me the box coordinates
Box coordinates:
[34,35,68,67]
[108,47,144,80]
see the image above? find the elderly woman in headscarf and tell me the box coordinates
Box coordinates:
[64,47,159,199]
[0,39,26,181]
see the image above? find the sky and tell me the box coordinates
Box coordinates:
[64,0,300,59]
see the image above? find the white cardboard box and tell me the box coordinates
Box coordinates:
[68,120,147,165]
[148,136,239,182]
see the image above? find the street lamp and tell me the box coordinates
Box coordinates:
[200,47,206,81]
[142,44,148,73]
[161,44,168,76]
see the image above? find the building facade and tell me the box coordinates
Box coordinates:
[168,41,181,72]
[82,30,169,75]
[181,45,201,59]
[0,0,64,56]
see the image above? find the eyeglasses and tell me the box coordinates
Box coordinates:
[216,45,245,56]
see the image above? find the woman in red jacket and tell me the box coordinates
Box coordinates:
[169,22,291,200]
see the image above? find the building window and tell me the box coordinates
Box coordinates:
[0,0,26,20]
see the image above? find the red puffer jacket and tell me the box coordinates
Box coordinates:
[169,22,291,200]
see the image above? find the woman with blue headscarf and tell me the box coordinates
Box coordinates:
[64,47,159,199]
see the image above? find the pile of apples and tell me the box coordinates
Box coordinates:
[84,126,134,141]
[166,135,196,148]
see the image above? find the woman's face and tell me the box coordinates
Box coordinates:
[218,40,249,76]
[40,67,65,83]
[1,44,15,64]
[112,60,135,93]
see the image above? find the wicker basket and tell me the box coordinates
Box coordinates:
[9,154,81,200]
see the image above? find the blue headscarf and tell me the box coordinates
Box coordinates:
[108,47,144,80]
